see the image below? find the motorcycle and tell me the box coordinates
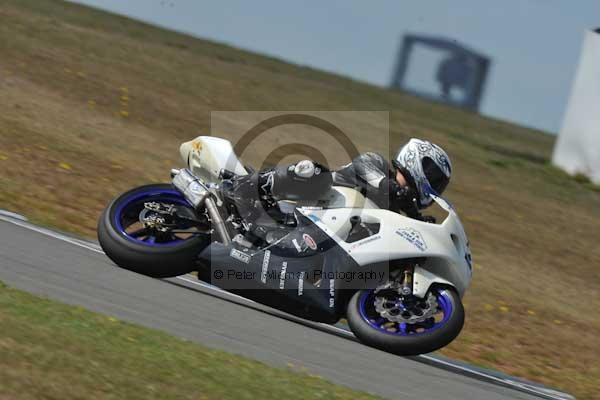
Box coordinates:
[98,136,472,355]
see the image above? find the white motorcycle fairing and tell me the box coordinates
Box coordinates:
[180,136,248,182]
[298,190,472,299]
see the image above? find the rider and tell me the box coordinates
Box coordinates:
[331,138,452,220]
[225,138,452,239]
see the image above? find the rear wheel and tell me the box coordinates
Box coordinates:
[98,184,211,278]
[347,286,464,355]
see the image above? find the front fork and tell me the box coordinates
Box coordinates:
[171,168,232,245]
[382,264,414,297]
[400,265,414,296]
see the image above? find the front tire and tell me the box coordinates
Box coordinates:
[347,287,464,356]
[98,184,210,278]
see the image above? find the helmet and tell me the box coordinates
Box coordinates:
[393,138,452,207]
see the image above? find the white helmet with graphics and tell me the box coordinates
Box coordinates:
[393,138,452,207]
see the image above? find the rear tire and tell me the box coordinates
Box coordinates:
[97,184,210,278]
[347,287,464,356]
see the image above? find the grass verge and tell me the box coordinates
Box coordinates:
[0,280,378,400]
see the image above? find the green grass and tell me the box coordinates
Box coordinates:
[0,280,378,400]
[0,0,599,399]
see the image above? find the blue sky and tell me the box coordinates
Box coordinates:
[70,0,600,134]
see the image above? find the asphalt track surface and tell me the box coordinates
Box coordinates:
[0,217,571,400]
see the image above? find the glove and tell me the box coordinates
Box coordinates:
[292,160,319,178]
[377,178,422,218]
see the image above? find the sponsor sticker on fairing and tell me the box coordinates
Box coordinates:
[279,262,287,289]
[298,271,305,296]
[307,214,320,222]
[349,234,381,250]
[260,250,271,283]
[230,248,250,264]
[395,228,428,251]
[329,278,335,308]
[302,233,318,250]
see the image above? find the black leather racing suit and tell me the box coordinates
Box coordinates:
[331,152,421,218]
[225,152,422,231]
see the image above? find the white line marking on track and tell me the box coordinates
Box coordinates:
[0,210,28,221]
[0,213,574,400]
[175,275,251,302]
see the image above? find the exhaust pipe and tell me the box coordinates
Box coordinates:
[171,169,231,245]
[204,197,231,245]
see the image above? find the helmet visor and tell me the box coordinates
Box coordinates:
[422,157,449,195]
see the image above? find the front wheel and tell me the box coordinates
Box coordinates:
[98,184,211,278]
[346,287,464,356]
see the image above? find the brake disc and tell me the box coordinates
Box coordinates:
[374,291,439,324]
[143,201,176,215]
[139,203,169,232]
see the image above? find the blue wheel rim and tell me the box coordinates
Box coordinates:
[113,187,198,247]
[358,288,453,336]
